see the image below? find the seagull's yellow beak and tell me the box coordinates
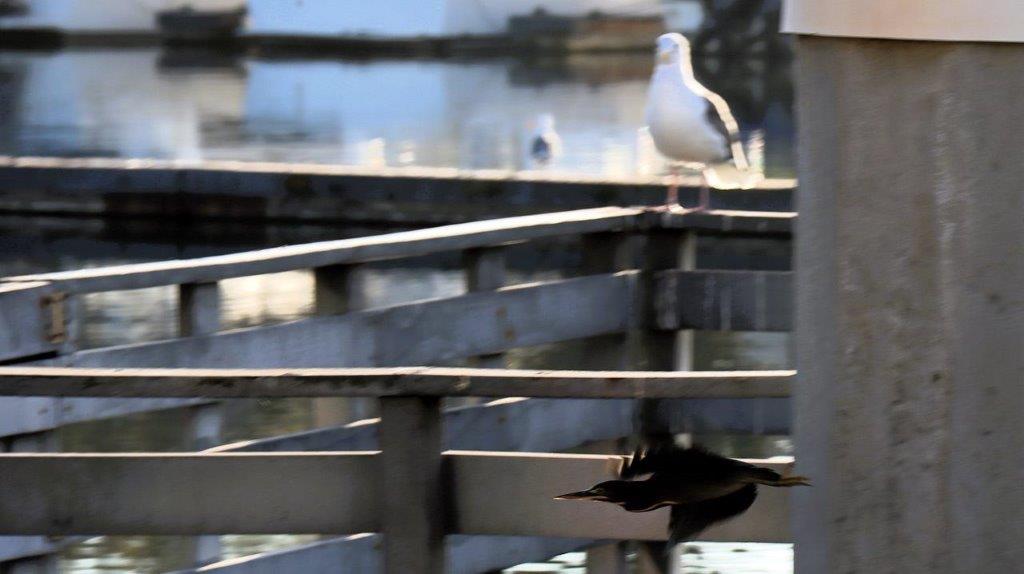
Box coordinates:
[657,50,673,65]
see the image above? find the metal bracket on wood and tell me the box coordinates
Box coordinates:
[39,292,67,344]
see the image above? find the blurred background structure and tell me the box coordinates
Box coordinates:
[0,1,801,574]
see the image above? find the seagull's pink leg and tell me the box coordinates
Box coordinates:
[665,164,679,208]
[698,181,710,211]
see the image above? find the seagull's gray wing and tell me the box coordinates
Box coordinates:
[702,94,748,170]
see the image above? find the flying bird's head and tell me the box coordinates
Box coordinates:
[655,33,690,66]
[555,480,633,504]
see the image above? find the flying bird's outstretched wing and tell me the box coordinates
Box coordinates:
[622,441,781,484]
[667,483,758,546]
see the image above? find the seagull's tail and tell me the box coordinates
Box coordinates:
[703,164,764,190]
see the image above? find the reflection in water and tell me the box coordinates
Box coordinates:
[0,49,795,177]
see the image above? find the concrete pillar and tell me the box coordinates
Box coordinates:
[794,37,1024,573]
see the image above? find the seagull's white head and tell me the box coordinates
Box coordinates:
[655,33,690,66]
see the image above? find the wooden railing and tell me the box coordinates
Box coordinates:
[0,368,796,574]
[0,206,795,572]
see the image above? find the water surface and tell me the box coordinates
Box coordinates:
[0,49,795,178]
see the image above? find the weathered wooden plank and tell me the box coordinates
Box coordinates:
[0,156,796,225]
[0,397,210,437]
[211,396,794,476]
[654,270,793,332]
[212,398,634,453]
[0,537,62,563]
[2,553,58,574]
[1,208,644,294]
[0,399,57,439]
[658,209,796,236]
[0,367,795,399]
[0,282,58,362]
[50,273,634,369]
[172,534,382,574]
[380,397,444,573]
[0,453,379,535]
[0,452,794,542]
[184,534,593,574]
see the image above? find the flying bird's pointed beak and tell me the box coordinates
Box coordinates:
[777,475,813,487]
[554,488,601,500]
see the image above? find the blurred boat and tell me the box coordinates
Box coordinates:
[508,8,666,52]
[0,0,28,17]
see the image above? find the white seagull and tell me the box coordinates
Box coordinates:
[645,33,754,211]
[529,113,562,166]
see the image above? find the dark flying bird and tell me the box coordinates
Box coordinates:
[554,439,809,548]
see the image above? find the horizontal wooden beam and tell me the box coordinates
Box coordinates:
[0,452,379,535]
[0,396,210,438]
[55,273,634,369]
[0,536,66,563]
[212,398,634,453]
[0,282,59,362]
[213,396,794,455]
[0,452,795,541]
[177,534,381,574]
[1,208,644,294]
[654,270,793,332]
[658,209,795,236]
[0,156,796,226]
[0,367,794,399]
[183,533,593,574]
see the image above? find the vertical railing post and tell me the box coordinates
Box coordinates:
[579,231,635,573]
[313,264,371,421]
[380,396,445,574]
[178,282,220,339]
[179,282,225,453]
[629,228,696,370]
[462,247,507,369]
[580,231,637,370]
[631,226,697,573]
[0,285,72,574]
[178,282,224,567]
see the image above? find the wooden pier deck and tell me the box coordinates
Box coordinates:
[0,206,795,573]
[0,156,796,224]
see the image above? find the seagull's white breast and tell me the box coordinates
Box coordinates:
[645,67,729,165]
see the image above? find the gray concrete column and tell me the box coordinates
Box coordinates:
[794,37,1024,573]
